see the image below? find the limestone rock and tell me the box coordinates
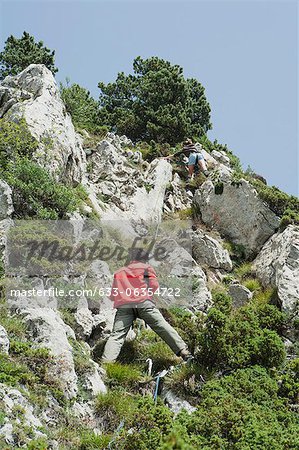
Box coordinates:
[211,150,230,166]
[21,308,78,399]
[74,307,94,340]
[0,325,9,354]
[71,400,102,430]
[82,360,107,396]
[164,173,192,213]
[0,64,86,184]
[0,384,46,445]
[193,177,280,257]
[156,241,212,311]
[0,181,13,220]
[228,282,253,308]
[253,225,299,314]
[87,138,172,227]
[192,229,232,271]
[161,389,196,415]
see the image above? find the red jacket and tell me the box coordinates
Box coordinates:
[109,261,159,308]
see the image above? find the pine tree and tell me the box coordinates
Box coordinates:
[98,56,212,144]
[0,31,58,79]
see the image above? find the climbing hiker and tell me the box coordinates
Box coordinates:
[166,138,209,180]
[101,247,193,363]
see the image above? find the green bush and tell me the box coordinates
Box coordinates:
[79,431,111,450]
[248,177,299,227]
[117,396,174,450]
[2,157,87,219]
[196,292,286,370]
[60,80,101,133]
[0,353,37,386]
[0,118,38,169]
[243,278,261,292]
[178,366,299,450]
[137,141,171,162]
[278,358,299,403]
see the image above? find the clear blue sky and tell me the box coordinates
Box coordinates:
[0,0,298,195]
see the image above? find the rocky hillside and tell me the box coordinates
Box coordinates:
[0,65,298,449]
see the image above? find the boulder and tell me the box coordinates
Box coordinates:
[228,282,253,308]
[161,389,196,415]
[193,177,280,257]
[211,150,230,166]
[155,241,212,311]
[253,225,299,314]
[0,64,86,184]
[21,308,78,399]
[0,384,46,445]
[82,360,107,396]
[0,325,9,354]
[74,307,94,340]
[192,229,232,271]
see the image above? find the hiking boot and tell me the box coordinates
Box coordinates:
[179,348,194,363]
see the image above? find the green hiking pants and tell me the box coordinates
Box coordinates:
[101,305,188,363]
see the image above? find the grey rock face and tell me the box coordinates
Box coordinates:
[164,173,192,213]
[21,308,78,399]
[87,139,172,226]
[0,384,46,445]
[161,388,196,415]
[193,178,280,257]
[82,360,107,396]
[155,239,212,311]
[211,150,230,166]
[253,225,299,314]
[228,282,253,308]
[0,64,86,184]
[0,181,13,220]
[0,325,9,354]
[192,229,232,271]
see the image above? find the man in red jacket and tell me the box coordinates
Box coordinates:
[101,248,192,363]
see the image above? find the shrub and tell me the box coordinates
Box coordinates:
[2,157,87,219]
[247,177,299,227]
[137,141,171,162]
[278,358,299,404]
[0,353,37,386]
[178,366,299,449]
[0,118,38,169]
[79,431,111,450]
[223,242,247,265]
[117,396,174,450]
[196,293,286,370]
[234,262,253,279]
